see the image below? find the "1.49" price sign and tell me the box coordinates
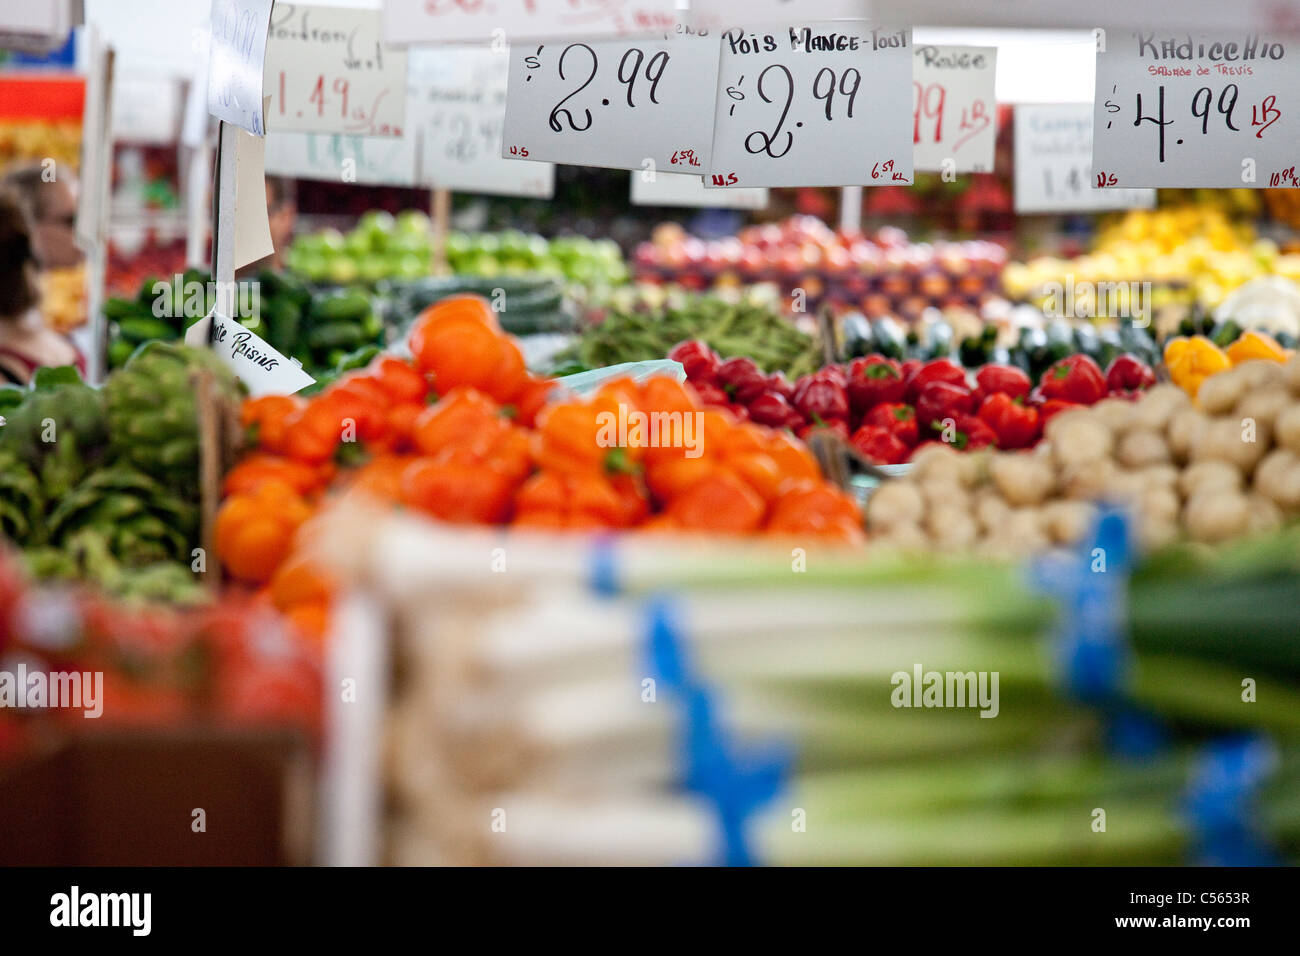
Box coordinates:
[502,31,721,173]
[264,4,407,137]
[706,23,914,188]
[1092,31,1300,188]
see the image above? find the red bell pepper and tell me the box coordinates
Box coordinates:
[796,418,850,443]
[1039,354,1107,405]
[977,392,1041,449]
[1104,354,1156,394]
[863,401,919,446]
[668,340,720,384]
[792,371,849,423]
[1037,397,1083,424]
[716,356,770,404]
[766,370,794,401]
[975,364,1031,402]
[846,355,906,414]
[946,413,998,451]
[915,381,976,435]
[850,424,910,465]
[690,381,730,409]
[748,390,795,427]
[904,358,967,403]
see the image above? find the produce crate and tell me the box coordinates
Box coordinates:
[0,728,314,866]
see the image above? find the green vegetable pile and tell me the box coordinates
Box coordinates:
[104,269,386,379]
[388,274,576,337]
[552,296,822,378]
[0,346,242,603]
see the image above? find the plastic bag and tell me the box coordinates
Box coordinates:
[554,359,686,397]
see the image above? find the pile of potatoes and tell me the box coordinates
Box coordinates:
[866,357,1300,557]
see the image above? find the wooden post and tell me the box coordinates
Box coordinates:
[430,187,451,274]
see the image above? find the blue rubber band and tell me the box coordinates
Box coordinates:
[589,535,620,597]
[1032,506,1165,758]
[1184,735,1283,867]
[643,595,791,867]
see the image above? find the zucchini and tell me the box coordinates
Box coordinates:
[310,290,372,324]
[116,316,179,344]
[307,321,365,352]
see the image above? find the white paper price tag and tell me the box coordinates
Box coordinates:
[383,0,682,45]
[207,0,274,135]
[912,45,996,173]
[630,170,767,208]
[1015,104,1155,213]
[185,310,315,397]
[502,33,720,173]
[1093,31,1300,188]
[707,24,914,188]
[409,47,555,198]
[263,129,418,186]
[264,4,407,138]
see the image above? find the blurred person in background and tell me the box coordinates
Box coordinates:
[1,163,84,270]
[0,190,83,384]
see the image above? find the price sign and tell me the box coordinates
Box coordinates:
[706,24,914,188]
[630,170,768,208]
[185,310,315,397]
[409,47,555,198]
[263,129,418,186]
[502,32,720,173]
[382,0,681,45]
[1093,31,1300,187]
[912,45,996,173]
[1015,103,1155,213]
[264,4,407,137]
[207,0,274,135]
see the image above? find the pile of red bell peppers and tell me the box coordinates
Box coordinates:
[669,340,1155,465]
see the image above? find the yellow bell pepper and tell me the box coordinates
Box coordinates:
[1164,335,1231,398]
[1225,330,1288,365]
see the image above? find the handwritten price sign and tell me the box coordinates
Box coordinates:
[264,4,406,137]
[207,0,273,135]
[502,32,720,172]
[264,130,418,186]
[706,24,914,188]
[382,0,682,45]
[409,48,555,198]
[912,45,996,173]
[1093,31,1300,187]
[1015,103,1154,214]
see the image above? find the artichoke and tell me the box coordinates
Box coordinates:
[46,464,198,568]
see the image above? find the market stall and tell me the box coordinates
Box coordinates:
[1,0,1299,884]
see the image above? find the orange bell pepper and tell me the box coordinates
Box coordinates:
[241,394,303,455]
[662,469,766,534]
[766,480,865,544]
[411,386,511,458]
[215,479,314,584]
[1225,330,1289,365]
[366,355,430,404]
[510,374,557,428]
[400,456,519,525]
[222,453,325,498]
[408,295,528,404]
[512,470,646,529]
[534,400,640,476]
[347,453,414,502]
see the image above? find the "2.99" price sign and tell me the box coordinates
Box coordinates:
[502,30,721,173]
[706,23,914,187]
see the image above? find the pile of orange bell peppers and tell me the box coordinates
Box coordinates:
[214,294,865,626]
